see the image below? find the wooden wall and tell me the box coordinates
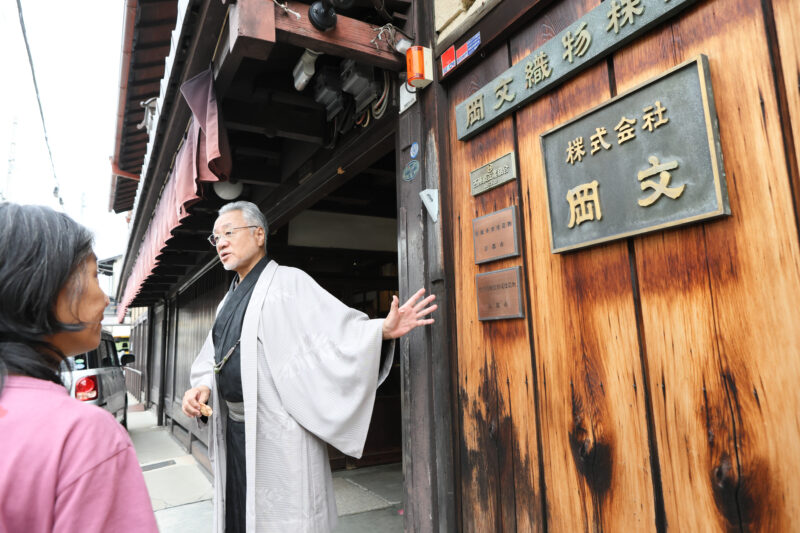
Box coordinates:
[443,0,800,530]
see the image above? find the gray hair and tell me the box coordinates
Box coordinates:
[218,201,268,247]
[0,203,94,392]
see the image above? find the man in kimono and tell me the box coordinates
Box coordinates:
[181,201,436,532]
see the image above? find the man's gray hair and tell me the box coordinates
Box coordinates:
[218,201,268,247]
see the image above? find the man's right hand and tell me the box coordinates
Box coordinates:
[182,385,211,417]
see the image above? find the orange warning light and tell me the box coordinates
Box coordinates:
[406,46,433,89]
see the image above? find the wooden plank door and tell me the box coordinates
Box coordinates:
[510,0,659,531]
[446,44,545,533]
[443,0,800,531]
[611,0,800,530]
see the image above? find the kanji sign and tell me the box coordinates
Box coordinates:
[455,0,697,141]
[540,56,730,253]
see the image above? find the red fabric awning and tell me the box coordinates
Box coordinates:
[117,68,229,321]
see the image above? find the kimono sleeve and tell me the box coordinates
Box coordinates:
[259,268,393,458]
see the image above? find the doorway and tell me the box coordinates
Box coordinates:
[266,149,402,470]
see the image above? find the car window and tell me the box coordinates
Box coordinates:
[99,338,118,368]
[59,336,117,371]
[105,339,120,367]
[64,347,100,370]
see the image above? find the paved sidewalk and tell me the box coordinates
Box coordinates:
[126,402,214,532]
[127,397,403,532]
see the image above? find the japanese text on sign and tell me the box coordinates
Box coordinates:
[455,0,698,141]
[540,56,730,253]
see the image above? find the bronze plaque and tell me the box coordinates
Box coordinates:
[476,266,524,321]
[540,56,729,253]
[473,206,520,264]
[470,152,517,195]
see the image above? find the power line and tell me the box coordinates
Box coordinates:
[15,0,65,207]
[3,117,18,202]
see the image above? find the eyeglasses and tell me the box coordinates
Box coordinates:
[207,225,258,246]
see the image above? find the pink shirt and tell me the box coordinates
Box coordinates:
[0,376,158,533]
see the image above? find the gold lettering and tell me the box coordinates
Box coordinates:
[466,94,485,127]
[566,180,602,228]
[614,116,637,144]
[642,100,669,132]
[566,137,587,165]
[562,22,592,64]
[590,127,612,154]
[525,51,553,88]
[636,155,686,207]
[494,77,516,110]
[606,0,645,34]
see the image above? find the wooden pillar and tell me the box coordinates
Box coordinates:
[396,0,458,530]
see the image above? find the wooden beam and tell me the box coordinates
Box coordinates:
[151,265,189,276]
[274,0,404,71]
[130,76,164,87]
[213,0,276,98]
[232,158,281,182]
[234,146,282,161]
[223,100,326,144]
[262,109,396,229]
[140,282,173,290]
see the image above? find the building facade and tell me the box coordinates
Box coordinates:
[112,0,800,530]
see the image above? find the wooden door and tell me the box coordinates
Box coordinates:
[443,0,800,530]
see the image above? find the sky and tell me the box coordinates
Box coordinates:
[0,1,130,265]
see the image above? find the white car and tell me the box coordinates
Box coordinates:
[60,331,134,428]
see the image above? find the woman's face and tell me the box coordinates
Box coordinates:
[45,255,110,357]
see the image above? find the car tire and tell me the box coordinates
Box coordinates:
[121,395,128,429]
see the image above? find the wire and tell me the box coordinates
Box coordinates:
[273,0,301,19]
[371,71,391,119]
[15,0,65,207]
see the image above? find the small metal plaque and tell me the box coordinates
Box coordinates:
[473,206,520,264]
[402,159,420,182]
[541,55,729,253]
[476,266,525,321]
[470,152,517,196]
[455,0,698,140]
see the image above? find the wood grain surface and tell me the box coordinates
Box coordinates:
[771,0,800,239]
[440,0,800,530]
[612,0,800,530]
[509,0,658,531]
[447,42,544,532]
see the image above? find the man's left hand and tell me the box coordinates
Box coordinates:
[382,288,437,339]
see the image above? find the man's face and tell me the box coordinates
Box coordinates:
[212,210,266,274]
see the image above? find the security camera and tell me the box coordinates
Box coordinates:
[308,0,355,31]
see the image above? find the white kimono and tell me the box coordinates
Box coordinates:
[190,260,394,532]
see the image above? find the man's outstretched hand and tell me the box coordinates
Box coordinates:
[382,288,437,339]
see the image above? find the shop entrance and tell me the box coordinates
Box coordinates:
[267,149,402,469]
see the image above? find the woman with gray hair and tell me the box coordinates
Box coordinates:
[0,203,158,532]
